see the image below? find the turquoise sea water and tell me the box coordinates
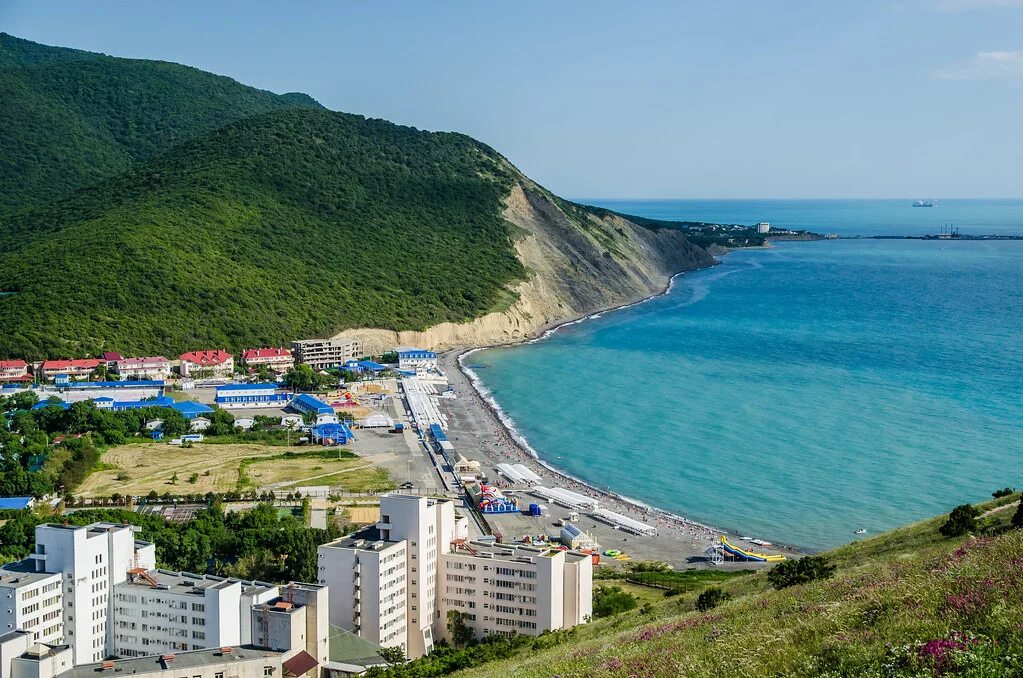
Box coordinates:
[473,201,1023,550]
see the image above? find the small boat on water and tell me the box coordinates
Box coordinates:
[855,528,867,535]
[912,200,936,207]
[751,539,773,546]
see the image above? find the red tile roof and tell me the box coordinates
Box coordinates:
[0,360,28,369]
[41,359,101,370]
[282,650,319,677]
[101,352,124,361]
[179,350,233,365]
[243,347,292,359]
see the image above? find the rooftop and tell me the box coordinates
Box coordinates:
[0,496,33,510]
[321,526,400,552]
[118,569,271,595]
[179,350,232,365]
[216,382,283,391]
[449,539,589,564]
[0,559,60,587]
[59,645,284,678]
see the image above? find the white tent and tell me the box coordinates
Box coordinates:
[361,413,395,428]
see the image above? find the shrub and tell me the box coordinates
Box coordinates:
[939,504,980,538]
[1012,500,1023,529]
[767,555,836,590]
[992,487,1015,499]
[696,587,731,611]
[593,586,638,617]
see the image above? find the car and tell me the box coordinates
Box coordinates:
[400,481,415,489]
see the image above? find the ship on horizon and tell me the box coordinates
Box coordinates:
[912,200,936,207]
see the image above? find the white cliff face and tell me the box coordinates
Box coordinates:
[331,182,716,354]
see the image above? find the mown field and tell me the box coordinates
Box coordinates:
[77,442,394,497]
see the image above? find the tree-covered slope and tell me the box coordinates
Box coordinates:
[0,33,322,213]
[0,107,527,359]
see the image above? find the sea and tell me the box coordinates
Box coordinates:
[470,199,1023,550]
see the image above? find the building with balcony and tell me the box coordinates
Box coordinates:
[317,494,592,660]
[241,348,294,374]
[178,351,234,379]
[290,339,362,372]
[113,357,172,381]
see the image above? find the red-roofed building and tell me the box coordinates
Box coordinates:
[40,358,101,380]
[0,360,30,382]
[241,347,294,373]
[178,350,234,378]
[100,351,124,366]
[114,356,172,380]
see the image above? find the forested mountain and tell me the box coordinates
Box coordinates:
[0,34,711,359]
[0,33,322,212]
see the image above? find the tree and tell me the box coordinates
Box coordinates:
[939,504,980,538]
[767,556,836,590]
[592,586,637,617]
[284,365,319,392]
[188,473,199,484]
[992,487,1015,499]
[696,587,731,611]
[170,473,179,485]
[1012,499,1023,529]
[376,646,404,665]
[447,610,475,648]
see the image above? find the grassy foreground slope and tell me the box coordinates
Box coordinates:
[0,32,321,213]
[0,107,526,358]
[450,496,1023,677]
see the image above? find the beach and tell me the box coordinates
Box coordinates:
[437,339,802,568]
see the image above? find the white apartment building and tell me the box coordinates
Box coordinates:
[249,583,329,671]
[291,339,363,372]
[112,570,277,658]
[316,531,408,651]
[439,541,592,639]
[0,563,63,646]
[318,494,592,660]
[113,358,171,381]
[29,523,156,664]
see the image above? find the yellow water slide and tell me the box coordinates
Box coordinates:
[719,536,786,562]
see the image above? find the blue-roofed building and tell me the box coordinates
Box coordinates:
[311,421,354,445]
[397,349,438,370]
[342,360,388,374]
[32,396,176,411]
[291,393,335,417]
[171,400,215,419]
[0,496,33,510]
[214,383,293,409]
[62,380,166,390]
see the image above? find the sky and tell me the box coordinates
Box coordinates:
[3,0,1022,198]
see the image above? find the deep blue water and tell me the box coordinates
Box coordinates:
[580,198,1023,237]
[474,201,1023,550]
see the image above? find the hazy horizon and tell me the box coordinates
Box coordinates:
[4,0,1022,199]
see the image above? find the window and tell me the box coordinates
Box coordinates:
[264,667,274,677]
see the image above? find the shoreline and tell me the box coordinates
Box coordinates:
[440,257,808,563]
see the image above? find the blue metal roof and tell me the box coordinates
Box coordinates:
[0,497,33,510]
[311,422,354,442]
[359,360,387,371]
[292,393,334,415]
[429,423,449,442]
[65,380,165,388]
[171,401,214,416]
[216,382,282,391]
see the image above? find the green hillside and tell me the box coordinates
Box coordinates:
[0,107,526,359]
[0,32,322,213]
[366,496,1023,677]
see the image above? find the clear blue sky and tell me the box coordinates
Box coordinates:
[4,0,1022,198]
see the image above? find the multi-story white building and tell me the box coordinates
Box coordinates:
[291,339,362,372]
[29,523,156,664]
[112,570,277,657]
[756,222,771,234]
[0,562,64,646]
[113,358,172,380]
[249,583,329,671]
[316,532,408,651]
[214,383,293,410]
[178,351,234,379]
[439,540,592,639]
[318,494,592,659]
